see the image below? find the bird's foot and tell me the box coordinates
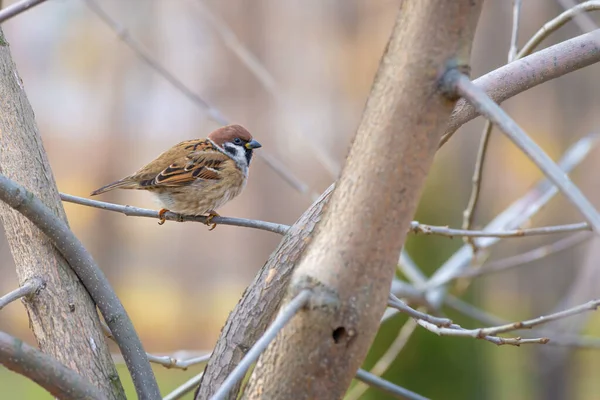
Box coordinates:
[205,211,220,231]
[158,208,169,225]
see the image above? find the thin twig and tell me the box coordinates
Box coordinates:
[101,320,211,370]
[520,1,600,57]
[445,295,600,349]
[462,121,493,248]
[0,331,105,400]
[447,71,600,234]
[425,132,600,303]
[556,0,600,41]
[0,0,47,23]
[417,320,550,346]
[0,174,160,400]
[411,220,590,238]
[60,193,290,235]
[354,369,430,400]
[164,372,205,400]
[462,0,522,249]
[0,276,43,310]
[209,289,312,400]
[82,0,316,199]
[459,231,592,279]
[508,0,523,61]
[388,294,452,327]
[477,299,600,337]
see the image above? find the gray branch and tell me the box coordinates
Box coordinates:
[0,331,105,400]
[60,193,290,235]
[0,276,43,310]
[0,174,160,400]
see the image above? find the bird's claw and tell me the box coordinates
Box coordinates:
[206,211,220,231]
[158,208,169,225]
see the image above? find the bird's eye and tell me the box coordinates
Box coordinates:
[233,138,243,145]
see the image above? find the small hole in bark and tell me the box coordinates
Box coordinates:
[332,327,347,343]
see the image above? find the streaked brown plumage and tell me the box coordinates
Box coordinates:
[91,124,261,227]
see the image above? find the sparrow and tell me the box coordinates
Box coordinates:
[90,124,262,229]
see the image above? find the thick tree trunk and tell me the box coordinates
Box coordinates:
[196,185,334,399]
[0,28,125,399]
[243,1,484,399]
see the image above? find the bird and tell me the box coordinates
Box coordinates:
[90,124,262,229]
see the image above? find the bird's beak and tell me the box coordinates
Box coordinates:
[245,139,262,150]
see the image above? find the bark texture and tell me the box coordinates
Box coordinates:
[196,185,334,399]
[0,28,125,399]
[243,1,484,399]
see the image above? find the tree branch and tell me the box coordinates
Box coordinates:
[0,174,160,400]
[0,331,105,400]
[0,0,47,23]
[211,289,312,400]
[354,369,429,400]
[446,71,600,233]
[242,2,484,398]
[60,193,289,235]
[0,276,43,310]
[195,184,334,399]
[441,29,600,147]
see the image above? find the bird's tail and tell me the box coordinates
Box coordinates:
[90,178,139,196]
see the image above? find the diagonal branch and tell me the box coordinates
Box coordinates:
[211,289,312,400]
[446,70,600,233]
[441,29,600,147]
[0,0,47,23]
[0,276,43,310]
[195,184,334,399]
[0,331,105,400]
[0,174,160,400]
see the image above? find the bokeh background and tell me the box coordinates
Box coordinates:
[1,0,600,399]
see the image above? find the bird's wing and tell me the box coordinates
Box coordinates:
[136,139,231,188]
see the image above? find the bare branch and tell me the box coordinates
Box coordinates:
[0,331,105,400]
[417,320,550,346]
[446,71,600,233]
[211,289,312,400]
[388,294,452,327]
[477,299,600,337]
[101,320,210,370]
[0,0,47,23]
[460,231,591,278]
[0,174,160,400]
[164,372,205,400]
[462,0,522,249]
[411,220,590,238]
[461,120,492,249]
[82,0,316,199]
[508,0,523,61]
[196,185,333,399]
[0,276,43,310]
[425,132,600,304]
[243,2,484,398]
[441,30,600,147]
[445,295,600,349]
[354,369,429,400]
[520,1,600,57]
[556,0,600,39]
[60,193,290,235]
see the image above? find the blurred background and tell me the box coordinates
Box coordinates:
[1,0,600,399]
